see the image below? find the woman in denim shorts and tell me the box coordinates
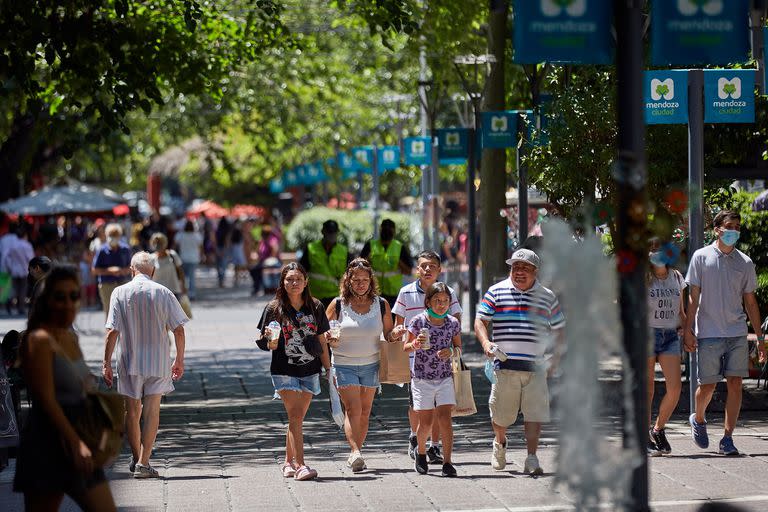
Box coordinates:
[326,258,396,473]
[256,263,330,481]
[646,248,687,456]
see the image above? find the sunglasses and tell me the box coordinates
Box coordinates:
[53,291,81,302]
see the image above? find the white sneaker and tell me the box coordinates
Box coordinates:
[492,438,507,470]
[350,451,365,473]
[523,454,543,476]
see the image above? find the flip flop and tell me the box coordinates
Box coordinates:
[281,462,296,478]
[294,465,318,481]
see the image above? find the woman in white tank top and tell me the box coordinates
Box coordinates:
[326,258,395,473]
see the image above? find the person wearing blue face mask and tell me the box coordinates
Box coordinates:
[684,210,766,456]
[646,244,686,456]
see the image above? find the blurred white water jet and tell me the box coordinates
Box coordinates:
[538,219,641,510]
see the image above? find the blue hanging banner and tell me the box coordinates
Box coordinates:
[651,0,750,66]
[481,111,519,148]
[437,128,469,165]
[295,165,307,185]
[703,69,755,123]
[284,168,298,187]
[337,152,361,180]
[352,146,374,173]
[644,70,689,125]
[305,162,328,184]
[377,146,400,171]
[269,176,284,194]
[403,137,431,166]
[513,0,613,64]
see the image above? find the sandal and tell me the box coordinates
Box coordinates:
[281,462,296,478]
[293,465,318,481]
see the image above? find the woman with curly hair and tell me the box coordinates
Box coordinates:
[325,258,395,473]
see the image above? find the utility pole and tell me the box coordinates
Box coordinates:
[615,1,649,510]
[481,0,509,293]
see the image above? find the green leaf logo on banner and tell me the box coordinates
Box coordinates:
[446,133,460,146]
[541,0,587,17]
[491,116,508,132]
[677,0,723,16]
[412,140,426,154]
[651,78,674,101]
[718,77,741,99]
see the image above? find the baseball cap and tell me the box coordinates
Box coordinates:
[322,220,339,233]
[505,248,540,268]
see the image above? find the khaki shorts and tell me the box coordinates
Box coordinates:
[489,369,550,427]
[118,374,174,400]
[98,282,121,312]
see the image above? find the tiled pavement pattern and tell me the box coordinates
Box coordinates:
[1,267,768,511]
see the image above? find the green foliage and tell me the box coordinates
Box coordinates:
[284,207,414,255]
[756,272,768,322]
[731,191,768,271]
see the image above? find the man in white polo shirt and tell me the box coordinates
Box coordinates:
[391,250,462,464]
[102,251,188,479]
[474,248,564,476]
[684,210,765,456]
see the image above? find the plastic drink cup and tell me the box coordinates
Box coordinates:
[329,320,341,340]
[268,321,281,341]
[419,328,431,350]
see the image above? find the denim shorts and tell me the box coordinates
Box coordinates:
[696,336,749,385]
[271,374,321,395]
[334,362,380,389]
[652,328,681,356]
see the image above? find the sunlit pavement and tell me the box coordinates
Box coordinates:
[2,267,768,511]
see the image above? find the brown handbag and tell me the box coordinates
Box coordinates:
[74,390,125,467]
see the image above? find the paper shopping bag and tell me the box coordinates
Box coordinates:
[451,349,477,417]
[379,341,411,385]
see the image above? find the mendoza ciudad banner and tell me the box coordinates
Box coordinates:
[437,128,469,165]
[481,111,518,149]
[703,69,755,124]
[513,0,613,64]
[644,70,688,125]
[404,137,431,166]
[651,0,750,66]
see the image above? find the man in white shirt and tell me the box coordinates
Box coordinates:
[102,252,188,479]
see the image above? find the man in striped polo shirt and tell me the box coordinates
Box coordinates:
[474,248,564,476]
[103,252,188,479]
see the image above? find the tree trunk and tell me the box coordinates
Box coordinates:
[479,0,509,291]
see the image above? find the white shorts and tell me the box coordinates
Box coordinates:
[118,374,174,400]
[411,377,455,411]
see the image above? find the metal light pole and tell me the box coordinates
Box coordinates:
[615,1,649,510]
[454,54,496,326]
[417,79,444,252]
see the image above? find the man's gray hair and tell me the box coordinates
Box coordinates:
[131,251,155,275]
[105,223,123,237]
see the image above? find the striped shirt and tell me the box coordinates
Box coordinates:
[106,274,189,377]
[477,278,564,371]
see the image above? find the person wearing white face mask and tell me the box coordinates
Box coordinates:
[684,210,766,456]
[646,243,686,456]
[91,223,132,317]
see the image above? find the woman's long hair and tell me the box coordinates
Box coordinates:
[271,262,313,323]
[27,264,80,331]
[339,257,380,304]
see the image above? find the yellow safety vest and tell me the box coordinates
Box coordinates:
[369,239,403,296]
[307,241,348,299]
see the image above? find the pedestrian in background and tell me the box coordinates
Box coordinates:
[149,233,186,299]
[102,252,187,479]
[360,219,413,308]
[28,255,53,313]
[300,220,349,308]
[215,217,232,288]
[325,258,395,473]
[249,220,281,296]
[403,282,461,477]
[684,210,766,456]
[14,265,116,511]
[174,220,203,300]
[474,249,564,476]
[646,244,686,456]
[1,224,35,316]
[391,251,462,465]
[256,262,330,481]
[91,223,131,317]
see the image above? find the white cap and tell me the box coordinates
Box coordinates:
[505,248,540,268]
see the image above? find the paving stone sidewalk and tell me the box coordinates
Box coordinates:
[2,268,768,511]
